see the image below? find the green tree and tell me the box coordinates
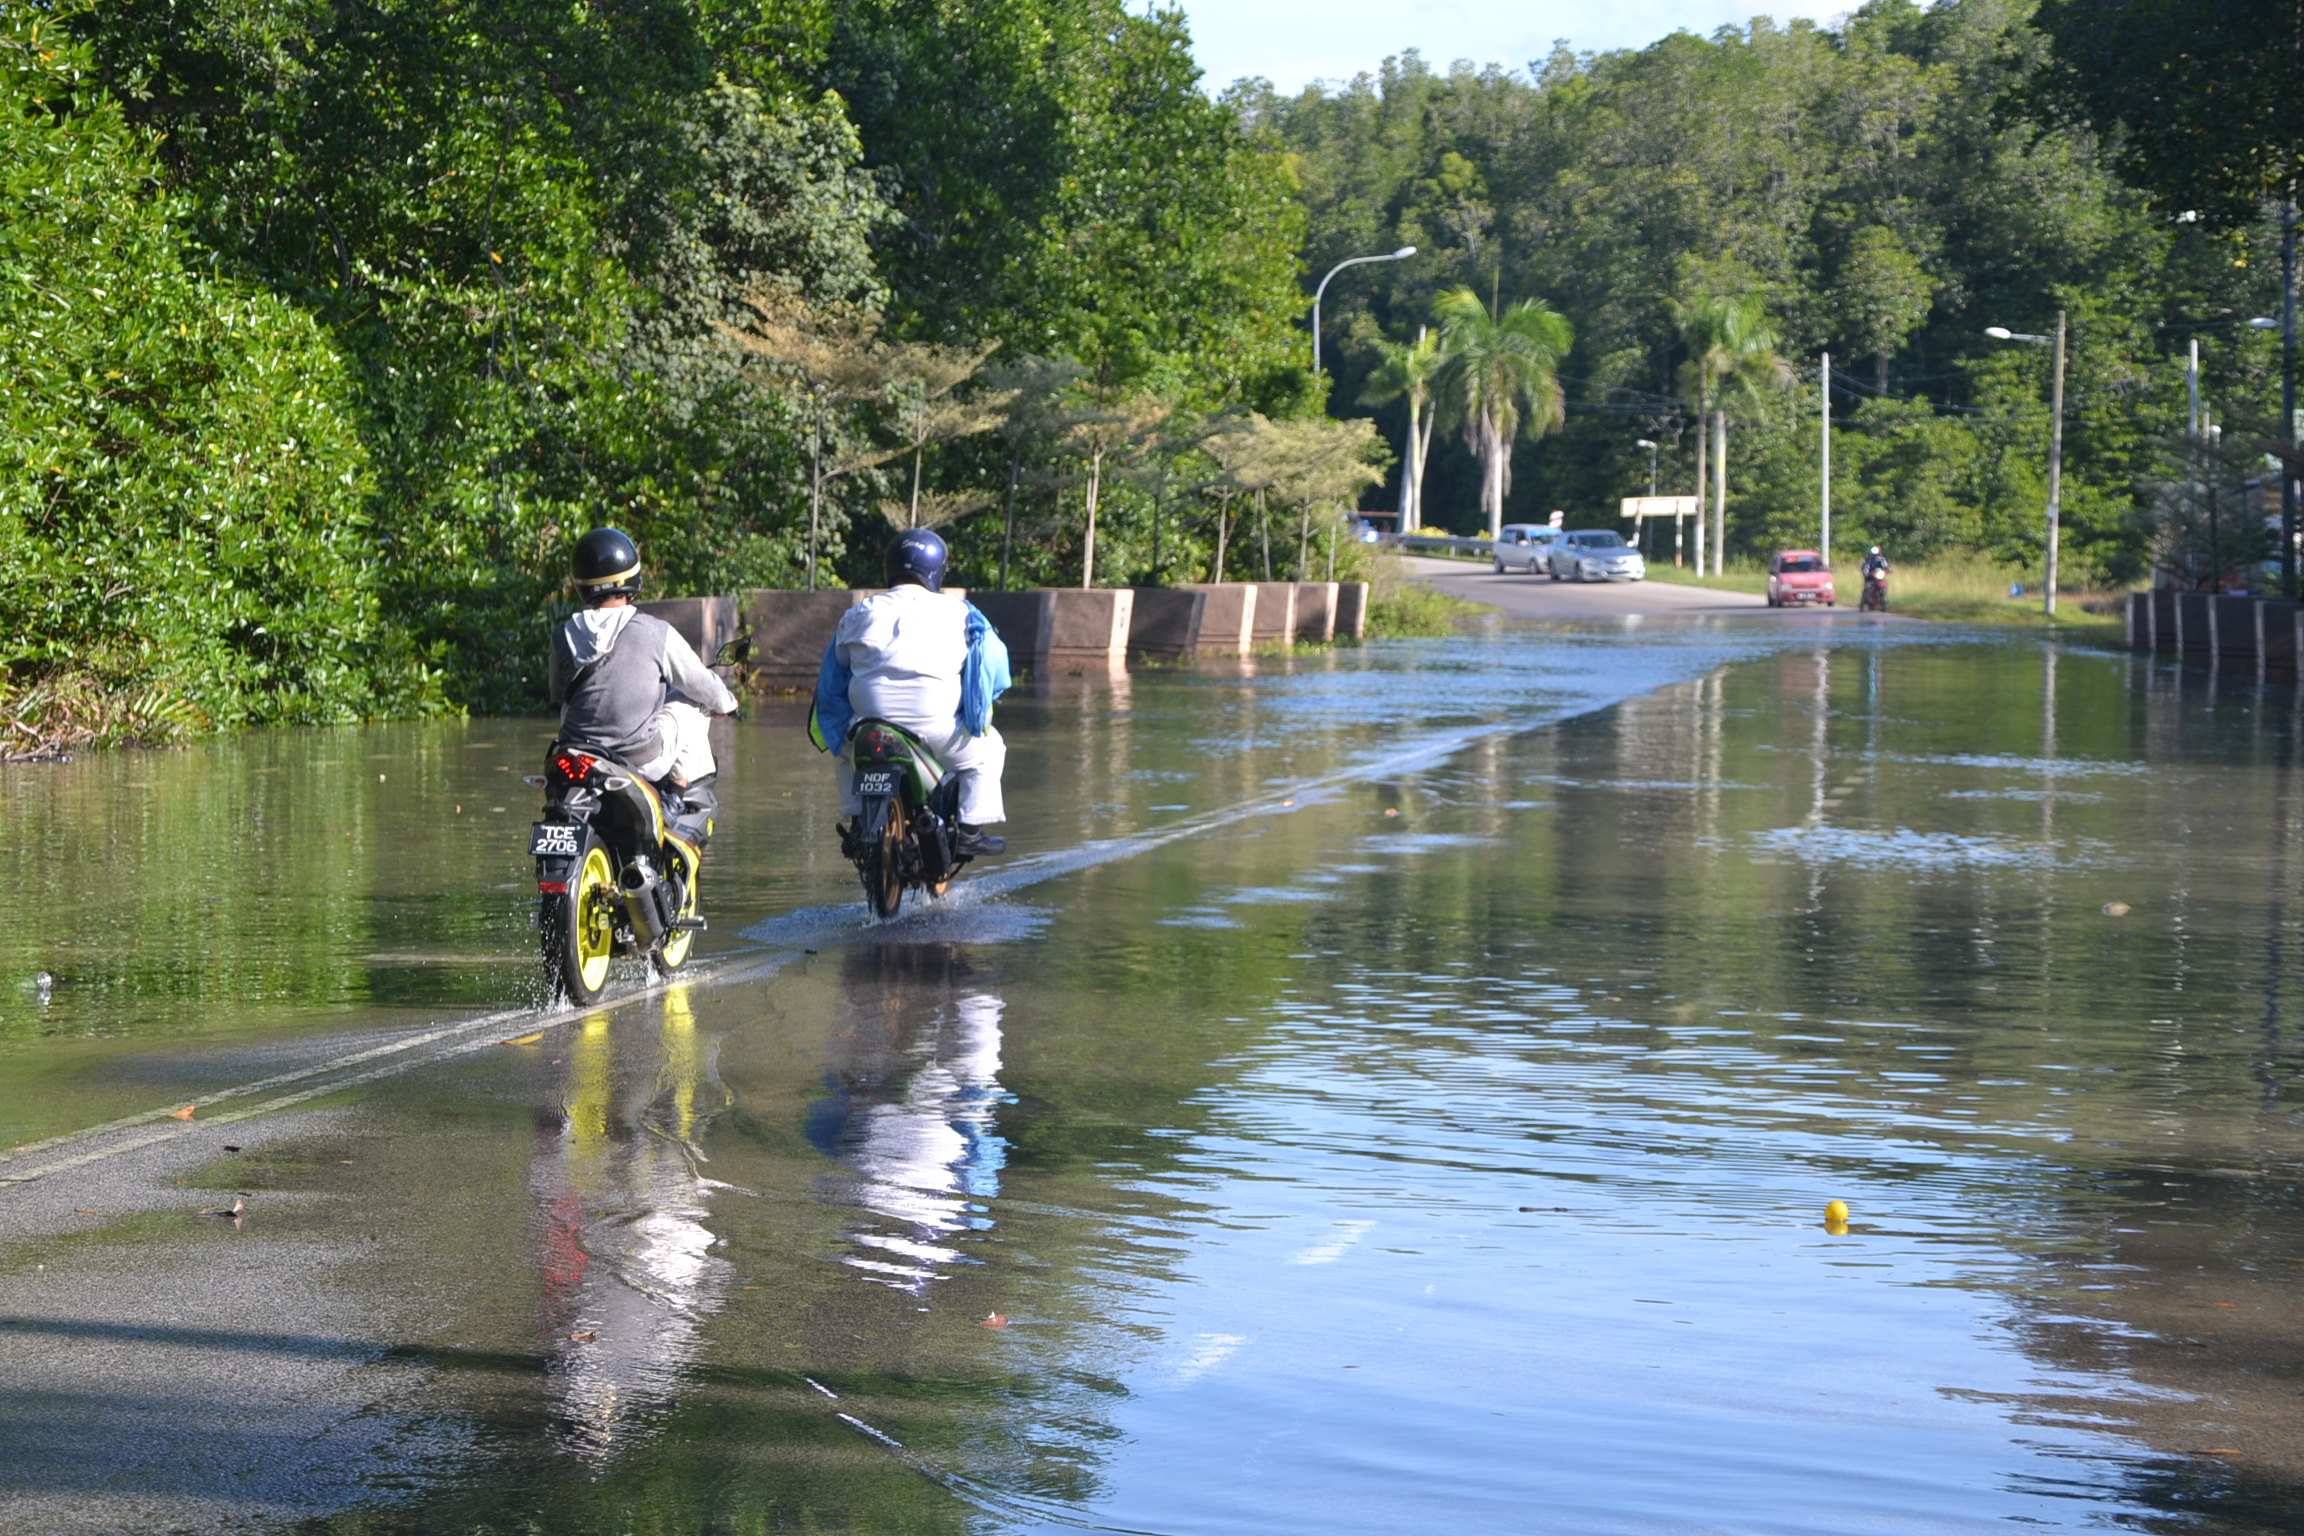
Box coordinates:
[1675,293,1793,574]
[1360,326,1443,530]
[1433,288,1572,539]
[0,11,428,746]
[2032,0,2304,226]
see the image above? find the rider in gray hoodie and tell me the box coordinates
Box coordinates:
[549,528,737,788]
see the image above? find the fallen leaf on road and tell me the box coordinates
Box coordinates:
[169,1105,196,1120]
[197,1197,245,1217]
[981,1313,1007,1329]
[73,1208,94,1215]
[570,1331,596,1343]
[500,1032,545,1046]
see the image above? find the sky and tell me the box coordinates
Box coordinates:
[1174,0,1858,94]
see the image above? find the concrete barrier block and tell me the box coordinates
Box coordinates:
[1293,582,1339,643]
[1178,584,1256,654]
[1249,582,1297,645]
[637,596,741,662]
[967,590,1056,665]
[2210,593,2260,661]
[2261,598,2302,674]
[1336,582,1369,640]
[2175,591,2213,656]
[2150,589,2176,654]
[1046,588,1133,662]
[2124,591,2148,652]
[1128,587,1206,659]
[741,588,869,686]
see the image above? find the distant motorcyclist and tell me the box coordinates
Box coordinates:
[1860,546,1890,612]
[548,527,738,798]
[809,529,1012,857]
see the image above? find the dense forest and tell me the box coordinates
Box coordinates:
[0,0,2292,733]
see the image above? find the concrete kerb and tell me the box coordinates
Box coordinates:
[1178,584,1256,655]
[2260,598,2302,675]
[636,596,741,662]
[1128,587,1207,660]
[741,588,868,689]
[1249,583,1298,645]
[2208,593,2260,664]
[717,580,1350,691]
[1293,582,1339,643]
[2174,591,2214,658]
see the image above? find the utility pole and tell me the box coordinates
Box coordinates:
[1819,351,1832,567]
[2045,310,2066,619]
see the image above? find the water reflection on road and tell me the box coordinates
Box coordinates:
[6,620,2304,1533]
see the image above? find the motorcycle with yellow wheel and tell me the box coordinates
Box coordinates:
[531,744,714,1004]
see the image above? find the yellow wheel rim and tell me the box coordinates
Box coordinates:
[573,845,615,992]
[657,847,699,969]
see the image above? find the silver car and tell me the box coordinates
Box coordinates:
[1545,529,1648,582]
[1491,523,1561,573]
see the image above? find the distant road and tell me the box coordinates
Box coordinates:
[1402,555,1776,618]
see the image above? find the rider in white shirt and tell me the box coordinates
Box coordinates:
[809,530,1011,856]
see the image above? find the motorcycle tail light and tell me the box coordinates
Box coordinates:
[551,750,600,783]
[856,726,897,762]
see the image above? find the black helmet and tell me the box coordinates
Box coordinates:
[886,528,948,592]
[573,527,642,603]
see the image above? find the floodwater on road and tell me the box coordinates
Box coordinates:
[4,615,2304,1534]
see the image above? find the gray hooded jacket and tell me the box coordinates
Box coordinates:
[549,606,737,766]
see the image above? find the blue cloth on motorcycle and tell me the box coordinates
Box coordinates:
[807,596,1011,752]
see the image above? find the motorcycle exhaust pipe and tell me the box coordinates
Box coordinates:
[620,857,669,947]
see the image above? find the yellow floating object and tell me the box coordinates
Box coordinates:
[2102,901,2131,917]
[1823,1199,1850,1223]
[500,1031,546,1046]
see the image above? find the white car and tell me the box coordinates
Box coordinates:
[1491,523,1561,573]
[1545,529,1647,582]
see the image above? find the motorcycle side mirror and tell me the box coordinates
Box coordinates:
[713,636,752,667]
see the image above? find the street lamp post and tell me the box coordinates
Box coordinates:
[1311,247,1416,376]
[1986,314,2068,617]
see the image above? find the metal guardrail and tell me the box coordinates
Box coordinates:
[1385,533,1492,556]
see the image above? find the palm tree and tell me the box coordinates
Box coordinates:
[1360,325,1443,531]
[1674,294,1793,574]
[1432,286,1573,539]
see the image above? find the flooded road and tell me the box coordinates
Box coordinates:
[4,618,2304,1533]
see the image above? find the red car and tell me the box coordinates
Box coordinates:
[1767,550,1835,607]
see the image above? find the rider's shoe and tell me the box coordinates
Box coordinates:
[952,823,1006,858]
[837,817,864,859]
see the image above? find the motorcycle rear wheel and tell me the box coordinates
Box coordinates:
[654,852,700,973]
[864,800,906,919]
[545,839,618,1004]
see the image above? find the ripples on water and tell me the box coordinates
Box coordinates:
[8,626,2304,1533]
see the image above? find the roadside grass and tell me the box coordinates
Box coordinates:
[1643,552,2125,630]
[1366,549,1484,637]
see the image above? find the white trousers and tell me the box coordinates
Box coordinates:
[839,724,1005,824]
[631,700,716,784]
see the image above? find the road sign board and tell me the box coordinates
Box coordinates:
[1621,496,1699,519]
